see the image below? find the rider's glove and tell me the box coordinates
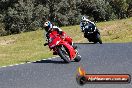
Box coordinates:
[60,32,66,39]
[81,27,85,32]
[61,35,65,39]
[44,43,48,46]
[82,29,84,32]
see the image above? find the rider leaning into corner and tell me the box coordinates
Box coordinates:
[80,16,100,38]
[43,21,77,54]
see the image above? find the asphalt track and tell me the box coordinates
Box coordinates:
[0,43,132,88]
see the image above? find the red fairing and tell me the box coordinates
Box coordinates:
[48,30,76,60]
[62,32,73,45]
[59,41,76,60]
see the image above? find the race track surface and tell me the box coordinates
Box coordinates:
[0,43,132,88]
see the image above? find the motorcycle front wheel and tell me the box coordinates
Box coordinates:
[57,46,70,63]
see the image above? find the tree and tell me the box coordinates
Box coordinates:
[77,0,114,21]
[126,0,132,17]
[0,0,132,36]
[3,0,50,34]
[108,0,129,19]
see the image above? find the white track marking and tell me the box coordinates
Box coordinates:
[0,56,59,68]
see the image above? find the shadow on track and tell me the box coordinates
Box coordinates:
[33,59,75,64]
[75,42,101,44]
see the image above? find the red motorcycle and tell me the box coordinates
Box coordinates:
[46,31,81,63]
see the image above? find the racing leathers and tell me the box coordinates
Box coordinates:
[80,20,99,38]
[44,26,73,46]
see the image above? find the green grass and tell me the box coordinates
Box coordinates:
[0,18,132,67]
[98,18,132,43]
[0,30,53,66]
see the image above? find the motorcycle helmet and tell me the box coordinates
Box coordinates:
[44,21,52,32]
[81,16,89,26]
[81,16,87,21]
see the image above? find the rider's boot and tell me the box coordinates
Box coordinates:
[53,51,57,55]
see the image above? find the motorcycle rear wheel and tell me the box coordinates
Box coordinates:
[97,33,102,44]
[74,50,81,62]
[74,55,81,62]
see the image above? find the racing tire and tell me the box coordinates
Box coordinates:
[74,55,81,62]
[57,46,70,63]
[97,33,102,44]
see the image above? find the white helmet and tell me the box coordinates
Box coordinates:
[81,16,90,22]
[81,16,90,26]
[44,21,52,32]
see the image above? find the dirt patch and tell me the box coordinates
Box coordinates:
[0,54,7,57]
[0,39,15,45]
[102,24,118,30]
